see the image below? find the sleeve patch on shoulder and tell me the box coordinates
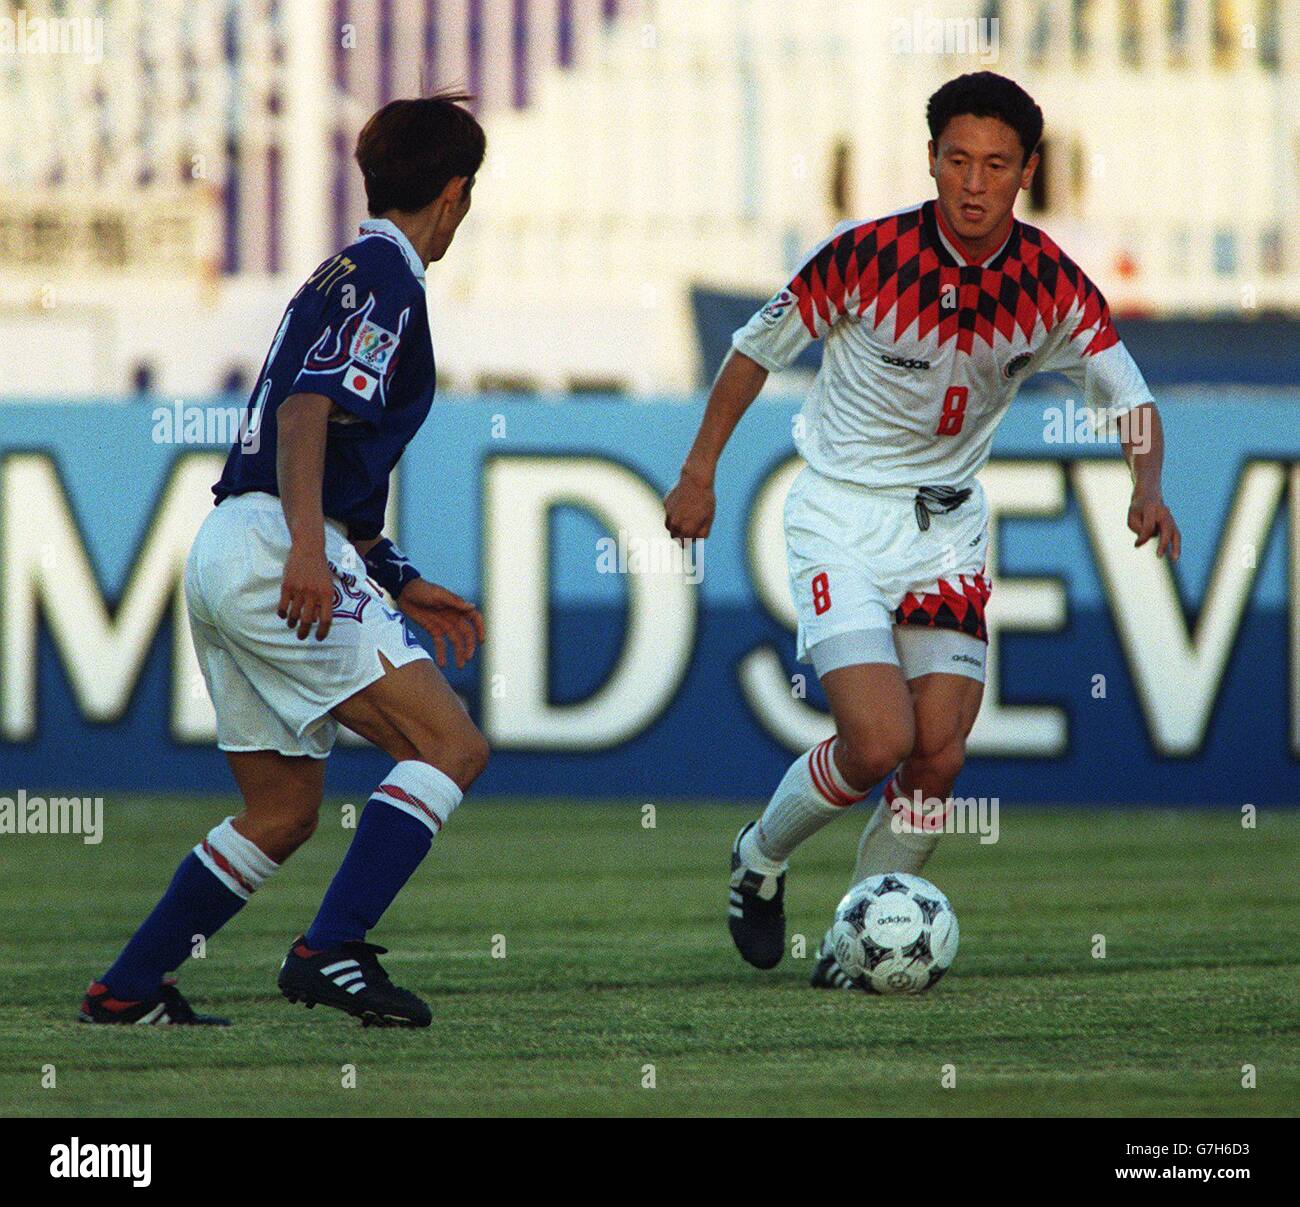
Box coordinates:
[760,289,795,326]
[350,320,399,372]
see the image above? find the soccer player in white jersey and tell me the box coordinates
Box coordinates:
[664,73,1182,986]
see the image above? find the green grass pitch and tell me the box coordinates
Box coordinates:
[2,798,1296,1117]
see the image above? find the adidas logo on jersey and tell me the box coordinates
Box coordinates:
[881,353,931,371]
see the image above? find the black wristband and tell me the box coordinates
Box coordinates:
[363,538,421,599]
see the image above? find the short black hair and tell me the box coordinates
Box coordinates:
[926,72,1044,165]
[356,90,487,216]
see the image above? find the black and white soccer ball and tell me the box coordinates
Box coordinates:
[829,872,959,994]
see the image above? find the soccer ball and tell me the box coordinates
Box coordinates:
[829,872,959,994]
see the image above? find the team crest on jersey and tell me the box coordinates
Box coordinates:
[760,289,795,326]
[1003,351,1034,379]
[350,319,399,373]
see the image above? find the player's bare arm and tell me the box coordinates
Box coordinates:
[395,578,484,669]
[1121,401,1180,561]
[276,390,336,640]
[664,348,768,540]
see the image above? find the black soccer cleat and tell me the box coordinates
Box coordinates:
[809,928,862,991]
[78,977,231,1025]
[277,937,432,1028]
[728,821,787,970]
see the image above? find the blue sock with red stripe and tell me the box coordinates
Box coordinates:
[101,818,277,1000]
[305,762,462,950]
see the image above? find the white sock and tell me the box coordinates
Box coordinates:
[850,770,947,885]
[194,816,279,901]
[373,760,463,836]
[740,737,866,872]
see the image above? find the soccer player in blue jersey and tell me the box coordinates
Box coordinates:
[81,93,488,1027]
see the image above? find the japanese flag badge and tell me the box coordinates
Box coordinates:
[344,367,379,401]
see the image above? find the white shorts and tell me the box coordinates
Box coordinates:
[784,466,991,683]
[184,492,431,758]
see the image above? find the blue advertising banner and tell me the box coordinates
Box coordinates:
[0,393,1296,803]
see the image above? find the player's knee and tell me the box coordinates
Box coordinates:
[458,727,491,787]
[936,739,968,784]
[419,724,489,791]
[836,722,914,789]
[911,735,967,788]
[254,808,318,857]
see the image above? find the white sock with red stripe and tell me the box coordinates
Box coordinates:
[740,737,867,872]
[193,816,279,901]
[850,770,947,885]
[372,761,462,836]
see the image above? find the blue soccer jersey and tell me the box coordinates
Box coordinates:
[213,218,434,541]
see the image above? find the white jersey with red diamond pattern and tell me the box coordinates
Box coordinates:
[733,200,1152,490]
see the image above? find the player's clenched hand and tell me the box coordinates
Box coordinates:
[664,465,716,541]
[279,543,337,640]
[1128,491,1181,561]
[397,579,485,669]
